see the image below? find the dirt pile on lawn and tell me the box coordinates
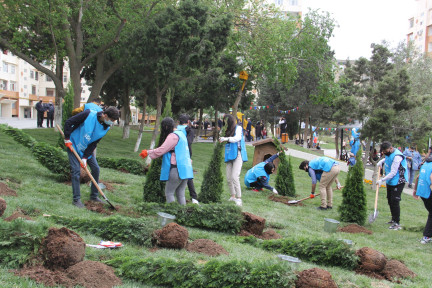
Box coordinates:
[356,247,387,272]
[0,197,6,216]
[242,212,265,235]
[79,168,91,183]
[4,210,33,222]
[295,268,338,288]
[381,259,416,282]
[0,182,17,196]
[268,194,305,206]
[339,223,373,234]
[238,229,282,240]
[186,239,229,256]
[84,201,117,215]
[152,222,189,249]
[40,227,86,269]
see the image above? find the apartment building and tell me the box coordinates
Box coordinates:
[269,0,302,18]
[407,0,432,56]
[0,49,91,118]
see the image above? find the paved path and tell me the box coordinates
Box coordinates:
[0,118,40,129]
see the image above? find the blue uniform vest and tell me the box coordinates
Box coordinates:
[160,131,194,181]
[70,111,109,158]
[244,162,270,187]
[309,157,336,172]
[384,149,408,186]
[224,126,248,163]
[84,103,103,112]
[416,162,432,199]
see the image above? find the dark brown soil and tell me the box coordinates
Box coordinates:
[355,267,387,281]
[84,200,118,215]
[295,268,338,288]
[238,229,282,240]
[268,194,305,206]
[4,211,33,222]
[0,197,6,216]
[13,265,75,287]
[0,182,17,196]
[356,247,387,272]
[99,180,116,192]
[152,222,189,249]
[339,224,373,234]
[186,239,229,256]
[39,227,86,270]
[242,212,266,235]
[381,259,416,282]
[79,168,91,183]
[66,260,122,288]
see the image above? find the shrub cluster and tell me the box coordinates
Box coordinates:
[199,141,224,203]
[273,137,296,197]
[139,202,244,234]
[97,156,146,175]
[51,215,159,247]
[107,256,296,288]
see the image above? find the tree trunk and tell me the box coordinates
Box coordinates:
[134,94,147,152]
[232,80,247,116]
[303,111,310,148]
[195,108,204,142]
[122,85,131,139]
[213,110,219,142]
[335,127,340,160]
[363,136,371,171]
[145,87,164,166]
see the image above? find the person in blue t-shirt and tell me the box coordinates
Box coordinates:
[347,152,356,167]
[403,146,422,188]
[244,152,280,194]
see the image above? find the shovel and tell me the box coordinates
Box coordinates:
[288,194,320,204]
[368,169,381,223]
[56,124,116,210]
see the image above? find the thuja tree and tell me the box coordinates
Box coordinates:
[338,149,367,225]
[199,141,224,203]
[274,137,295,196]
[143,91,173,203]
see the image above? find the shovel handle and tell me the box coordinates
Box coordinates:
[56,124,116,210]
[374,168,381,211]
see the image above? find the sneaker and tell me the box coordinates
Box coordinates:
[90,197,104,203]
[408,184,413,188]
[234,198,242,206]
[389,223,402,230]
[421,236,432,244]
[316,206,327,210]
[192,198,199,204]
[72,199,84,208]
[327,206,333,210]
[228,197,236,201]
[387,219,395,224]
[252,188,262,192]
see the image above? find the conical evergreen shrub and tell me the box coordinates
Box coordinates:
[338,149,367,225]
[143,91,173,203]
[274,137,296,196]
[199,141,224,203]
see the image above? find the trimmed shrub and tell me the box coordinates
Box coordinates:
[31,142,70,181]
[274,137,295,196]
[199,141,224,203]
[338,149,367,225]
[139,202,244,234]
[1,125,37,148]
[98,157,145,175]
[107,256,296,288]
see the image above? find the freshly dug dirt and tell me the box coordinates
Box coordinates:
[381,259,416,282]
[84,200,117,215]
[40,227,86,270]
[4,211,33,222]
[13,265,75,287]
[260,229,282,239]
[356,247,387,272]
[295,268,338,288]
[66,260,122,288]
[0,182,17,196]
[186,239,229,256]
[268,194,305,206]
[242,212,266,235]
[0,197,6,216]
[152,222,189,249]
[339,224,373,234]
[79,168,91,183]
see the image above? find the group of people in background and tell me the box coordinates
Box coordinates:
[35,99,55,128]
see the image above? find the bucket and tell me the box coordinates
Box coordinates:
[281,133,288,143]
[277,254,301,268]
[157,212,176,227]
[339,239,353,246]
[324,218,340,233]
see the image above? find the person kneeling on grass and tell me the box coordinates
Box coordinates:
[244,152,280,194]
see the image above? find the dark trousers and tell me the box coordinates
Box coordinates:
[421,196,432,237]
[46,113,54,128]
[250,181,264,189]
[386,183,405,224]
[37,112,44,127]
[187,178,198,200]
[67,150,100,201]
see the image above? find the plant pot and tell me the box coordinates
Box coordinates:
[277,254,301,269]
[157,212,176,227]
[324,218,340,233]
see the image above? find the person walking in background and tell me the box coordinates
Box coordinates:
[64,106,119,208]
[377,141,408,230]
[262,126,267,139]
[35,99,46,128]
[299,157,342,210]
[347,152,356,167]
[350,128,361,156]
[403,146,422,188]
[140,117,194,205]
[219,114,248,206]
[246,117,252,142]
[244,152,280,194]
[255,121,262,141]
[412,155,432,244]
[46,100,55,128]
[278,117,287,139]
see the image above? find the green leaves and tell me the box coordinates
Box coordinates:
[199,141,224,203]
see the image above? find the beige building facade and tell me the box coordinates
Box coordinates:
[408,0,432,56]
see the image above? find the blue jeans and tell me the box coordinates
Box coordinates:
[408,168,417,185]
[67,150,100,201]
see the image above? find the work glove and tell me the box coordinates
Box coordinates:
[64,139,73,150]
[80,158,87,169]
[377,179,384,186]
[310,192,315,198]
[139,149,148,159]
[272,188,278,194]
[219,137,228,142]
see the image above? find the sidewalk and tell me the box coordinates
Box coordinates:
[0,118,39,129]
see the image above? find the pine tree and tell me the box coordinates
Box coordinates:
[338,149,367,225]
[199,140,224,203]
[274,137,296,196]
[143,90,173,203]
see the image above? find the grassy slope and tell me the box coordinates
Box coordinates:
[0,126,430,287]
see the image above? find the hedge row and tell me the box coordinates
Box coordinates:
[139,202,244,234]
[106,256,297,288]
[98,156,146,175]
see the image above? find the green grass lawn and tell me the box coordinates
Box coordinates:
[1,126,431,287]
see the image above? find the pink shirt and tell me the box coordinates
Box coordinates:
[148,133,179,165]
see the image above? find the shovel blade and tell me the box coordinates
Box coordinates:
[368,210,379,223]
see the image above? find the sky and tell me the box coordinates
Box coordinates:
[302,0,417,60]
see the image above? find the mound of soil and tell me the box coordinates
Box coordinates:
[268,194,305,206]
[40,227,86,270]
[84,201,117,215]
[295,268,338,288]
[381,259,416,282]
[0,197,6,216]
[339,224,373,234]
[0,182,17,196]
[66,260,122,288]
[238,229,282,240]
[79,168,91,183]
[13,265,75,287]
[356,247,387,272]
[186,239,229,256]
[242,212,265,235]
[4,211,33,222]
[152,222,189,249]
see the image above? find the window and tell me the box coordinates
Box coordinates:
[428,26,432,36]
[409,18,414,28]
[275,0,283,5]
[24,85,27,89]
[2,61,7,73]
[46,75,52,82]
[0,80,7,90]
[46,88,55,97]
[289,0,298,5]
[63,75,68,82]
[10,65,15,74]
[32,85,36,95]
[10,81,16,91]
[30,71,34,79]
[408,33,414,42]
[35,71,38,80]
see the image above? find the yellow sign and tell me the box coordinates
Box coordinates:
[239,70,248,80]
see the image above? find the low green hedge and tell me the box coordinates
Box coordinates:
[139,202,244,234]
[31,142,70,181]
[0,125,37,148]
[97,156,145,175]
[107,256,296,288]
